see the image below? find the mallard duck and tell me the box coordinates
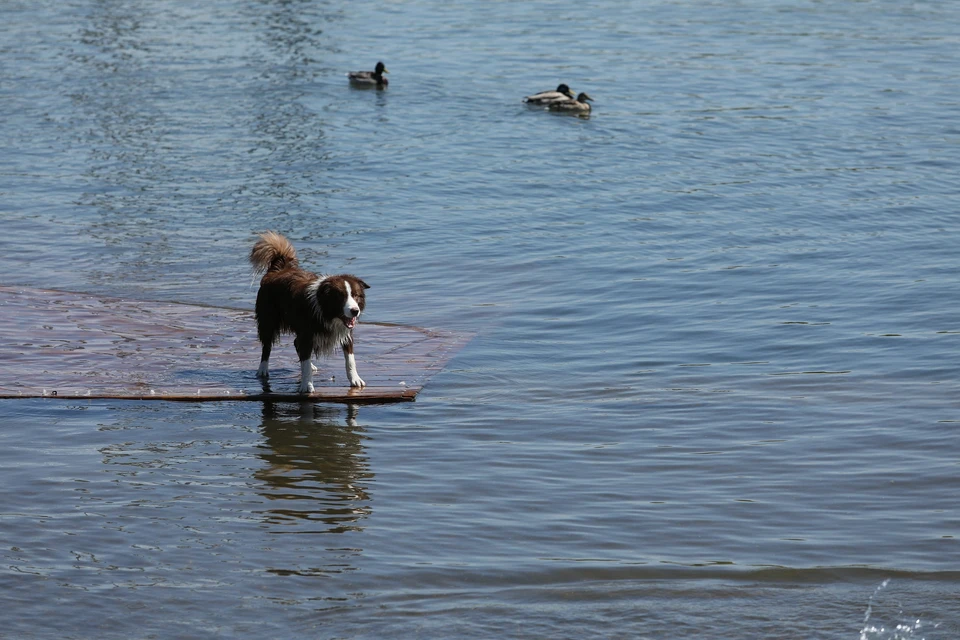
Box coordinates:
[348,61,389,88]
[523,83,575,105]
[548,92,593,113]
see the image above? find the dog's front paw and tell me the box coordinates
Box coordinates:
[256,362,269,379]
[299,382,315,394]
[349,375,366,389]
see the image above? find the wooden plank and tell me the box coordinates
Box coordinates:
[0,286,470,403]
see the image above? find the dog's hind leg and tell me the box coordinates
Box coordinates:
[257,342,272,379]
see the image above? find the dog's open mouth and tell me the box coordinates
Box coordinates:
[341,316,358,329]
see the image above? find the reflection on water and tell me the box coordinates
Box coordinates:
[64,0,342,298]
[256,403,372,537]
[4,0,960,634]
[244,0,338,234]
[68,0,185,289]
[89,402,374,582]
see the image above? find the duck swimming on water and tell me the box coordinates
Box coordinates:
[548,92,593,114]
[523,83,575,105]
[348,61,389,88]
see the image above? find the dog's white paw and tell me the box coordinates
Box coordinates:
[349,375,366,389]
[299,382,315,394]
[256,362,269,379]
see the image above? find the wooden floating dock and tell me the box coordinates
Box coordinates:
[0,286,470,403]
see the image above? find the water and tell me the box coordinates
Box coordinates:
[2,0,960,636]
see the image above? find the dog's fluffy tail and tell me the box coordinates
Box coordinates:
[250,231,298,274]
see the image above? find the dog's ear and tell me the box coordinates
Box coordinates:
[357,278,370,290]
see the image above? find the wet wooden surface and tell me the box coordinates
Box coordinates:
[0,286,470,403]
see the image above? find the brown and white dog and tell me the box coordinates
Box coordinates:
[250,232,370,393]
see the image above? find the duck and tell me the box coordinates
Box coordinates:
[548,92,593,113]
[348,61,389,88]
[523,83,575,105]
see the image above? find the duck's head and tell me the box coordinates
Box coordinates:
[375,61,389,75]
[576,92,593,103]
[556,83,574,98]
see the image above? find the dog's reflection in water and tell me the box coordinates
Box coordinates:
[255,402,371,534]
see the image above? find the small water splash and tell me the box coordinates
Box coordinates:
[859,580,938,640]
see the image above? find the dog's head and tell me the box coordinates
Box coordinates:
[316,276,370,329]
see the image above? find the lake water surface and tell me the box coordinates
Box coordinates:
[2,0,960,637]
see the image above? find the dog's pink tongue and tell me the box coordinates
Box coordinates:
[345,316,357,329]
